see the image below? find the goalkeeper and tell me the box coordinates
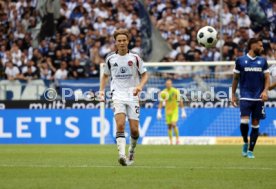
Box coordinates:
[157,79,186,145]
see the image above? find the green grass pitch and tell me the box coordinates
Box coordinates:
[0,145,275,189]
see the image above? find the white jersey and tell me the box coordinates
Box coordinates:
[269,64,276,83]
[104,51,147,102]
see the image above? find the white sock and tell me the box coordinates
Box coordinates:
[116,137,126,157]
[129,137,138,153]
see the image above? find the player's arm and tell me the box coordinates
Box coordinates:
[133,55,148,96]
[179,98,187,118]
[177,90,186,118]
[264,72,270,91]
[231,73,239,107]
[157,99,163,120]
[179,98,184,108]
[260,60,270,101]
[133,72,148,96]
[269,82,276,90]
[157,90,164,120]
[232,59,241,107]
[260,72,270,101]
[158,100,163,109]
[269,64,276,90]
[99,73,109,92]
[99,73,109,101]
[99,55,113,100]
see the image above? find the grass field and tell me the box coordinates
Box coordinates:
[0,145,275,189]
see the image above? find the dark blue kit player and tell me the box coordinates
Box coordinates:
[231,38,270,159]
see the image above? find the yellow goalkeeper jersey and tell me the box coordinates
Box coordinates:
[160,87,180,115]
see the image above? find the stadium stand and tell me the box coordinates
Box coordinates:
[0,0,275,100]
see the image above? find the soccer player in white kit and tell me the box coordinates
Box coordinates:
[99,28,148,166]
[269,64,276,90]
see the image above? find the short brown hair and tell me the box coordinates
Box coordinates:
[247,38,262,50]
[113,28,130,40]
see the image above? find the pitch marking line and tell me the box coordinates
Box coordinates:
[0,164,275,170]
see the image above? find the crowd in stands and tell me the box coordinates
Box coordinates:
[0,0,276,82]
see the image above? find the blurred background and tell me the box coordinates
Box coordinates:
[0,0,275,82]
[0,0,276,144]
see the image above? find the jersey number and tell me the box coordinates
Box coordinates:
[262,105,265,115]
[135,106,140,114]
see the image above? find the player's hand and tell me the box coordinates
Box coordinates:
[231,95,238,107]
[181,108,187,118]
[157,109,162,120]
[133,86,142,96]
[260,90,268,101]
[98,91,105,102]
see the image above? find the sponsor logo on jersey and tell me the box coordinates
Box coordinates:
[120,67,127,73]
[115,74,132,78]
[128,61,133,66]
[114,63,118,67]
[244,67,262,72]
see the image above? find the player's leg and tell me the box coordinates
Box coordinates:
[171,111,179,144]
[166,115,173,145]
[126,102,140,165]
[114,102,127,166]
[128,119,139,165]
[240,117,249,157]
[248,101,265,159]
[239,100,251,157]
[247,119,259,159]
[167,124,173,145]
[171,122,179,144]
[115,113,127,165]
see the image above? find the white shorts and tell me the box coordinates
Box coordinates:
[113,101,140,120]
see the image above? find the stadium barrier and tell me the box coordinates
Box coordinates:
[1,61,276,144]
[0,108,275,144]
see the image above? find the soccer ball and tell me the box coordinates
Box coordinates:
[197,26,218,48]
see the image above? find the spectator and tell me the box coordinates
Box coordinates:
[68,59,86,79]
[21,60,37,75]
[60,1,71,19]
[20,53,28,66]
[21,65,39,81]
[237,10,251,28]
[174,53,192,78]
[38,40,49,57]
[265,2,276,33]
[88,64,99,78]
[39,62,54,80]
[185,41,201,61]
[260,28,273,54]
[221,45,232,61]
[90,40,104,65]
[176,39,190,55]
[31,48,44,65]
[54,61,68,81]
[0,0,275,84]
[46,41,57,61]
[93,17,107,34]
[131,37,142,55]
[201,49,214,61]
[221,5,232,26]
[53,50,64,69]
[79,50,91,68]
[4,61,20,80]
[0,60,4,79]
[1,51,12,66]
[10,43,23,67]
[223,34,239,59]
